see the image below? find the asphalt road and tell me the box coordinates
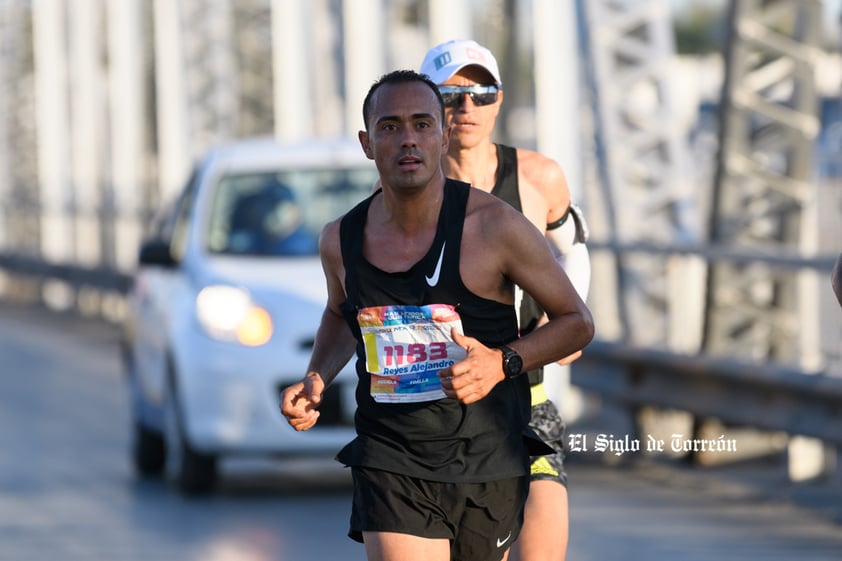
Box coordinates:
[1,301,841,560]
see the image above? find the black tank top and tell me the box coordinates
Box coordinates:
[335,179,532,482]
[491,144,545,386]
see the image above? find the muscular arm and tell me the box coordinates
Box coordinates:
[498,208,594,370]
[516,150,590,369]
[441,197,594,403]
[306,220,358,383]
[280,220,357,430]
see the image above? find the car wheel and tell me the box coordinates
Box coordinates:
[133,420,166,476]
[124,345,166,477]
[163,367,218,495]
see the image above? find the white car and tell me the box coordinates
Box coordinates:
[121,137,377,494]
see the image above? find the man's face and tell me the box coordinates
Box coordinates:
[439,66,502,150]
[360,81,448,192]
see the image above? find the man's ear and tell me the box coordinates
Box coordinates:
[442,125,451,153]
[358,130,374,160]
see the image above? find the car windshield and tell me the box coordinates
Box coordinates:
[207,167,376,256]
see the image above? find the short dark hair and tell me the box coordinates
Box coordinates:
[361,69,445,130]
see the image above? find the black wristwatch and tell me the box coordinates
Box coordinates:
[500,345,523,379]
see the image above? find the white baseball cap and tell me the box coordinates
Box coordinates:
[419,39,502,86]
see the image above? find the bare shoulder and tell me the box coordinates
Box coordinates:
[318,217,343,268]
[515,147,570,205]
[461,186,547,301]
[316,216,349,308]
[466,185,523,223]
[465,186,544,246]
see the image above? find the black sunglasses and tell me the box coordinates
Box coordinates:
[438,85,500,108]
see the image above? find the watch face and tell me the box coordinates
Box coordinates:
[508,355,523,376]
[503,347,523,377]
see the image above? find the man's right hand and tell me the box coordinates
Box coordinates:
[280,372,324,431]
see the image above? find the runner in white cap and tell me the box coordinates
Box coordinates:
[421,39,592,561]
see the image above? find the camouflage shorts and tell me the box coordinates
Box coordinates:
[528,397,568,487]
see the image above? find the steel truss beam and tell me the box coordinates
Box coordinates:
[578,0,699,347]
[0,1,40,251]
[704,0,823,363]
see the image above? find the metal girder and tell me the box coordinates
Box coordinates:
[0,1,40,251]
[154,0,269,197]
[231,0,274,137]
[577,0,699,347]
[178,0,275,145]
[179,0,239,155]
[703,0,823,363]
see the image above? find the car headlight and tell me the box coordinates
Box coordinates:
[195,285,273,347]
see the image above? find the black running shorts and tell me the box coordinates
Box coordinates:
[349,467,529,561]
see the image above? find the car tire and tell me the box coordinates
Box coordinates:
[124,345,167,477]
[133,421,166,476]
[163,366,218,496]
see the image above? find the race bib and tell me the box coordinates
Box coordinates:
[357,304,467,403]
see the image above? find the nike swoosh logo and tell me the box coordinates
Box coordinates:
[425,241,446,287]
[496,530,512,548]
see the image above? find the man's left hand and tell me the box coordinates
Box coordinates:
[438,328,505,404]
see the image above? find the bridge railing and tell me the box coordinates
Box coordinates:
[1,244,840,455]
[572,339,842,447]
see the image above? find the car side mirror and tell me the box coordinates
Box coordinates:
[138,239,177,268]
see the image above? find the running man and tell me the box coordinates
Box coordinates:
[420,39,592,561]
[280,70,593,561]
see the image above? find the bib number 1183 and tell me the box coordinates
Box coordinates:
[382,342,448,367]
